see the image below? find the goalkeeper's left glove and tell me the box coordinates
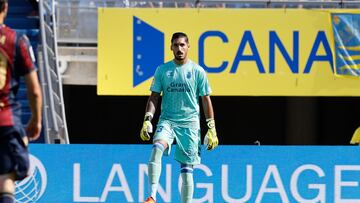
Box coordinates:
[350,126,360,144]
[204,118,218,150]
[140,112,153,141]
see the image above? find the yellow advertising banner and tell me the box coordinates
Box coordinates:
[98,8,360,96]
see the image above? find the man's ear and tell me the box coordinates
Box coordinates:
[3,3,8,13]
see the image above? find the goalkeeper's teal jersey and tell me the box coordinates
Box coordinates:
[150,59,212,128]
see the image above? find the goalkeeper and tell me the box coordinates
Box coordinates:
[140,32,218,203]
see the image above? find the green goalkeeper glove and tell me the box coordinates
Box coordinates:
[204,118,218,150]
[140,112,153,141]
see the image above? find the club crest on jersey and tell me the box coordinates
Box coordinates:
[166,71,174,77]
[186,72,191,79]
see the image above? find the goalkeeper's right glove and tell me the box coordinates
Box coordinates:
[140,112,153,141]
[204,118,218,150]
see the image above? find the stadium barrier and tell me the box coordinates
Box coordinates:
[16,144,360,202]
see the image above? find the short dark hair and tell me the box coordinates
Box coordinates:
[0,0,7,12]
[171,32,189,43]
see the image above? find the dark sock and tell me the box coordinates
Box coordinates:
[0,193,14,203]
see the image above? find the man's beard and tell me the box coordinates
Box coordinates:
[175,55,185,61]
[175,52,185,61]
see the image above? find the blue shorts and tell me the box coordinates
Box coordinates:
[153,120,201,165]
[0,127,29,180]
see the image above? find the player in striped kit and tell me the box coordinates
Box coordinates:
[140,32,218,203]
[0,1,42,202]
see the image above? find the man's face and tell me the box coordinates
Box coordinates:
[171,37,189,62]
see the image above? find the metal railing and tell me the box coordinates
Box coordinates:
[39,0,69,144]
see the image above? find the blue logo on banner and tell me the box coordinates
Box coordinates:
[133,16,164,86]
[332,13,360,77]
[15,154,47,203]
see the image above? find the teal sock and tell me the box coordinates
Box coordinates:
[181,168,194,203]
[148,143,164,200]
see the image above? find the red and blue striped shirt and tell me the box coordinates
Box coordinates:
[0,25,36,127]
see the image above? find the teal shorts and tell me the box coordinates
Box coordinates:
[153,120,201,165]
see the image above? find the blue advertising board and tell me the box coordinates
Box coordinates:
[15,144,360,203]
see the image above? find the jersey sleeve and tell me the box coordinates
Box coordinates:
[15,34,36,77]
[197,67,212,96]
[150,66,162,93]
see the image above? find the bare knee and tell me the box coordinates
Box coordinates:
[0,173,16,194]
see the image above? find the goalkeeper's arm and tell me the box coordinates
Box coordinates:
[140,92,160,141]
[201,95,218,150]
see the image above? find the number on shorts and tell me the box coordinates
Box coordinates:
[0,53,7,90]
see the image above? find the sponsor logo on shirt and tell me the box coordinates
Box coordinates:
[166,82,190,92]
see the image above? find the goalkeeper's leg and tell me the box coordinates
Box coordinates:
[148,142,166,200]
[180,164,194,203]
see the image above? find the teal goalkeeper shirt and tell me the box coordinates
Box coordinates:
[150,59,212,128]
